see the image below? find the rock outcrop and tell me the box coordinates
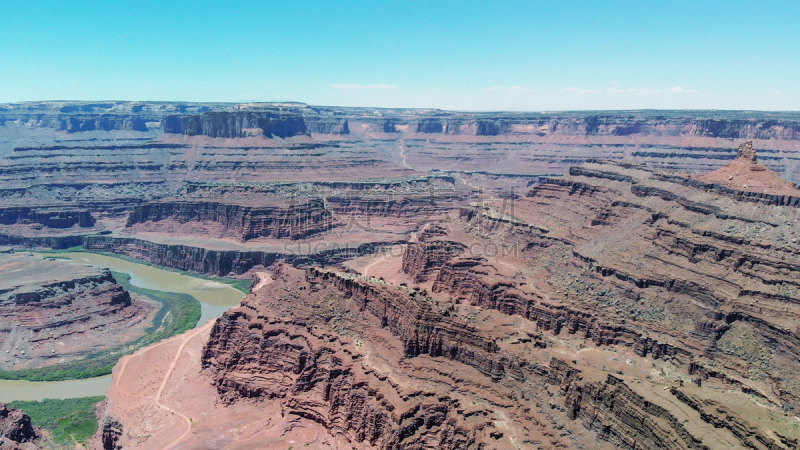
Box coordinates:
[738,140,758,162]
[401,240,466,282]
[100,417,123,450]
[698,140,800,196]
[0,403,37,449]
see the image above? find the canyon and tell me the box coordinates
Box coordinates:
[1,102,799,449]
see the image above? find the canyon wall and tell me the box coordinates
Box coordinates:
[126,199,335,241]
[82,235,399,276]
[0,206,94,228]
[162,110,309,138]
[202,267,529,448]
[200,266,789,449]
[3,101,800,448]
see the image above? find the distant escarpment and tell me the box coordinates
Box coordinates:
[4,102,800,142]
[125,199,335,241]
[417,118,525,136]
[305,117,350,135]
[5,102,800,187]
[404,114,800,140]
[693,118,800,140]
[0,113,152,133]
[0,205,94,229]
[162,110,309,138]
[58,115,150,133]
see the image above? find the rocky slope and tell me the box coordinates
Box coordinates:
[698,140,800,196]
[201,266,571,449]
[197,263,800,450]
[403,143,800,444]
[402,239,467,282]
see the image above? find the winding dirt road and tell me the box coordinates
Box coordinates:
[363,254,389,277]
[113,322,214,450]
[399,139,412,169]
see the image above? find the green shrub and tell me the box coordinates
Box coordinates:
[9,396,105,448]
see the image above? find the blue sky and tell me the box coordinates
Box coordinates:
[0,0,798,110]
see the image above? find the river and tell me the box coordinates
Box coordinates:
[0,253,246,402]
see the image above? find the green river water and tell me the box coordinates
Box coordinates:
[0,253,246,402]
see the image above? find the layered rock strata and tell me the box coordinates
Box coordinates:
[83,235,401,276]
[125,199,335,241]
[200,265,792,449]
[0,206,94,228]
[0,253,152,370]
[402,240,467,282]
[202,267,549,449]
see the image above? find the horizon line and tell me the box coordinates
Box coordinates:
[2,100,800,114]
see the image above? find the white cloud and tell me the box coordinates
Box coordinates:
[606,87,662,94]
[508,86,529,94]
[560,87,596,94]
[670,86,699,94]
[331,83,398,90]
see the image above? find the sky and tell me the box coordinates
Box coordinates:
[0,0,798,111]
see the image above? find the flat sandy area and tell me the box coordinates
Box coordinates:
[104,319,345,449]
